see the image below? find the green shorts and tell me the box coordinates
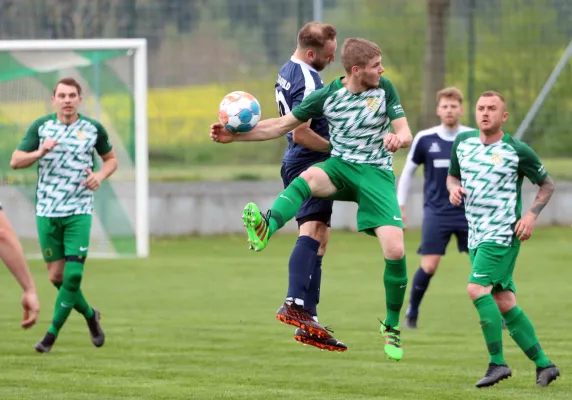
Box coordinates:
[36,214,92,262]
[468,241,520,294]
[313,156,403,236]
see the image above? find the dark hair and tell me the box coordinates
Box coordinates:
[53,77,82,96]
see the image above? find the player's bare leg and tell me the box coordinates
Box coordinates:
[376,225,408,361]
[0,210,40,329]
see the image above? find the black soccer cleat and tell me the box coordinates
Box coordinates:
[294,328,348,352]
[276,302,330,339]
[536,364,560,387]
[475,363,512,388]
[34,332,56,353]
[403,316,418,329]
[86,308,105,347]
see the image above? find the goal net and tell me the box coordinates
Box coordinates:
[0,39,148,258]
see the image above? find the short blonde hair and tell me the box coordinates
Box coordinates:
[341,38,381,74]
[437,87,463,104]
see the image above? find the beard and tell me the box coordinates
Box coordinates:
[311,60,327,71]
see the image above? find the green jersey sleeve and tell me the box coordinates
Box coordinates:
[382,78,406,121]
[291,86,329,122]
[94,121,113,155]
[448,134,462,178]
[515,140,548,184]
[17,118,43,152]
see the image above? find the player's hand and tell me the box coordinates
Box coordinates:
[383,133,403,152]
[82,169,102,191]
[210,122,235,144]
[399,205,407,230]
[40,138,58,156]
[515,212,536,241]
[449,186,466,206]
[21,289,39,329]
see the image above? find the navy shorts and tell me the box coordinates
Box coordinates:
[418,215,468,255]
[281,160,333,227]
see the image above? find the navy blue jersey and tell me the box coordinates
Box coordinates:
[408,125,473,219]
[275,57,329,163]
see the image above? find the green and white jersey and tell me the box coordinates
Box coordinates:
[18,113,113,217]
[449,130,548,249]
[291,76,405,170]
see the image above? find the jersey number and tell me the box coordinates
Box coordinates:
[275,89,291,117]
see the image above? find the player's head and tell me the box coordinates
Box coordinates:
[476,91,508,135]
[436,87,464,128]
[52,77,82,118]
[341,38,383,89]
[297,22,337,71]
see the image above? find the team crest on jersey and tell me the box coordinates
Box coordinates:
[491,152,504,166]
[76,130,86,140]
[365,97,381,112]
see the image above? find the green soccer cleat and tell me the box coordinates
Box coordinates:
[242,202,269,252]
[380,320,403,361]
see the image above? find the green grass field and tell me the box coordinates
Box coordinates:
[0,227,570,399]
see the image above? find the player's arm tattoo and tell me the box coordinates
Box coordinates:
[529,175,555,217]
[446,175,461,192]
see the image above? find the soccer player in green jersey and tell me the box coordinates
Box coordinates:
[10,77,118,353]
[447,91,560,387]
[211,38,413,361]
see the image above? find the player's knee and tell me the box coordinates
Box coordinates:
[300,220,328,241]
[493,291,516,313]
[300,167,335,197]
[376,226,405,260]
[421,255,441,274]
[48,273,63,285]
[299,169,316,186]
[63,269,83,291]
[385,244,405,261]
[62,256,85,291]
[467,283,491,300]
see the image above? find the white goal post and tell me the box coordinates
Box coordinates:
[0,39,149,258]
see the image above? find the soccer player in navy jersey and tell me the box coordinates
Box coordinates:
[397,87,472,329]
[210,22,345,351]
[274,22,348,352]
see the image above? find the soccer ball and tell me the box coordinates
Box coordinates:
[218,91,261,133]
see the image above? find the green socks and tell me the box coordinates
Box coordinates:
[52,282,94,319]
[48,261,86,336]
[502,306,552,368]
[48,286,77,336]
[268,176,312,237]
[473,294,505,365]
[384,256,408,327]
